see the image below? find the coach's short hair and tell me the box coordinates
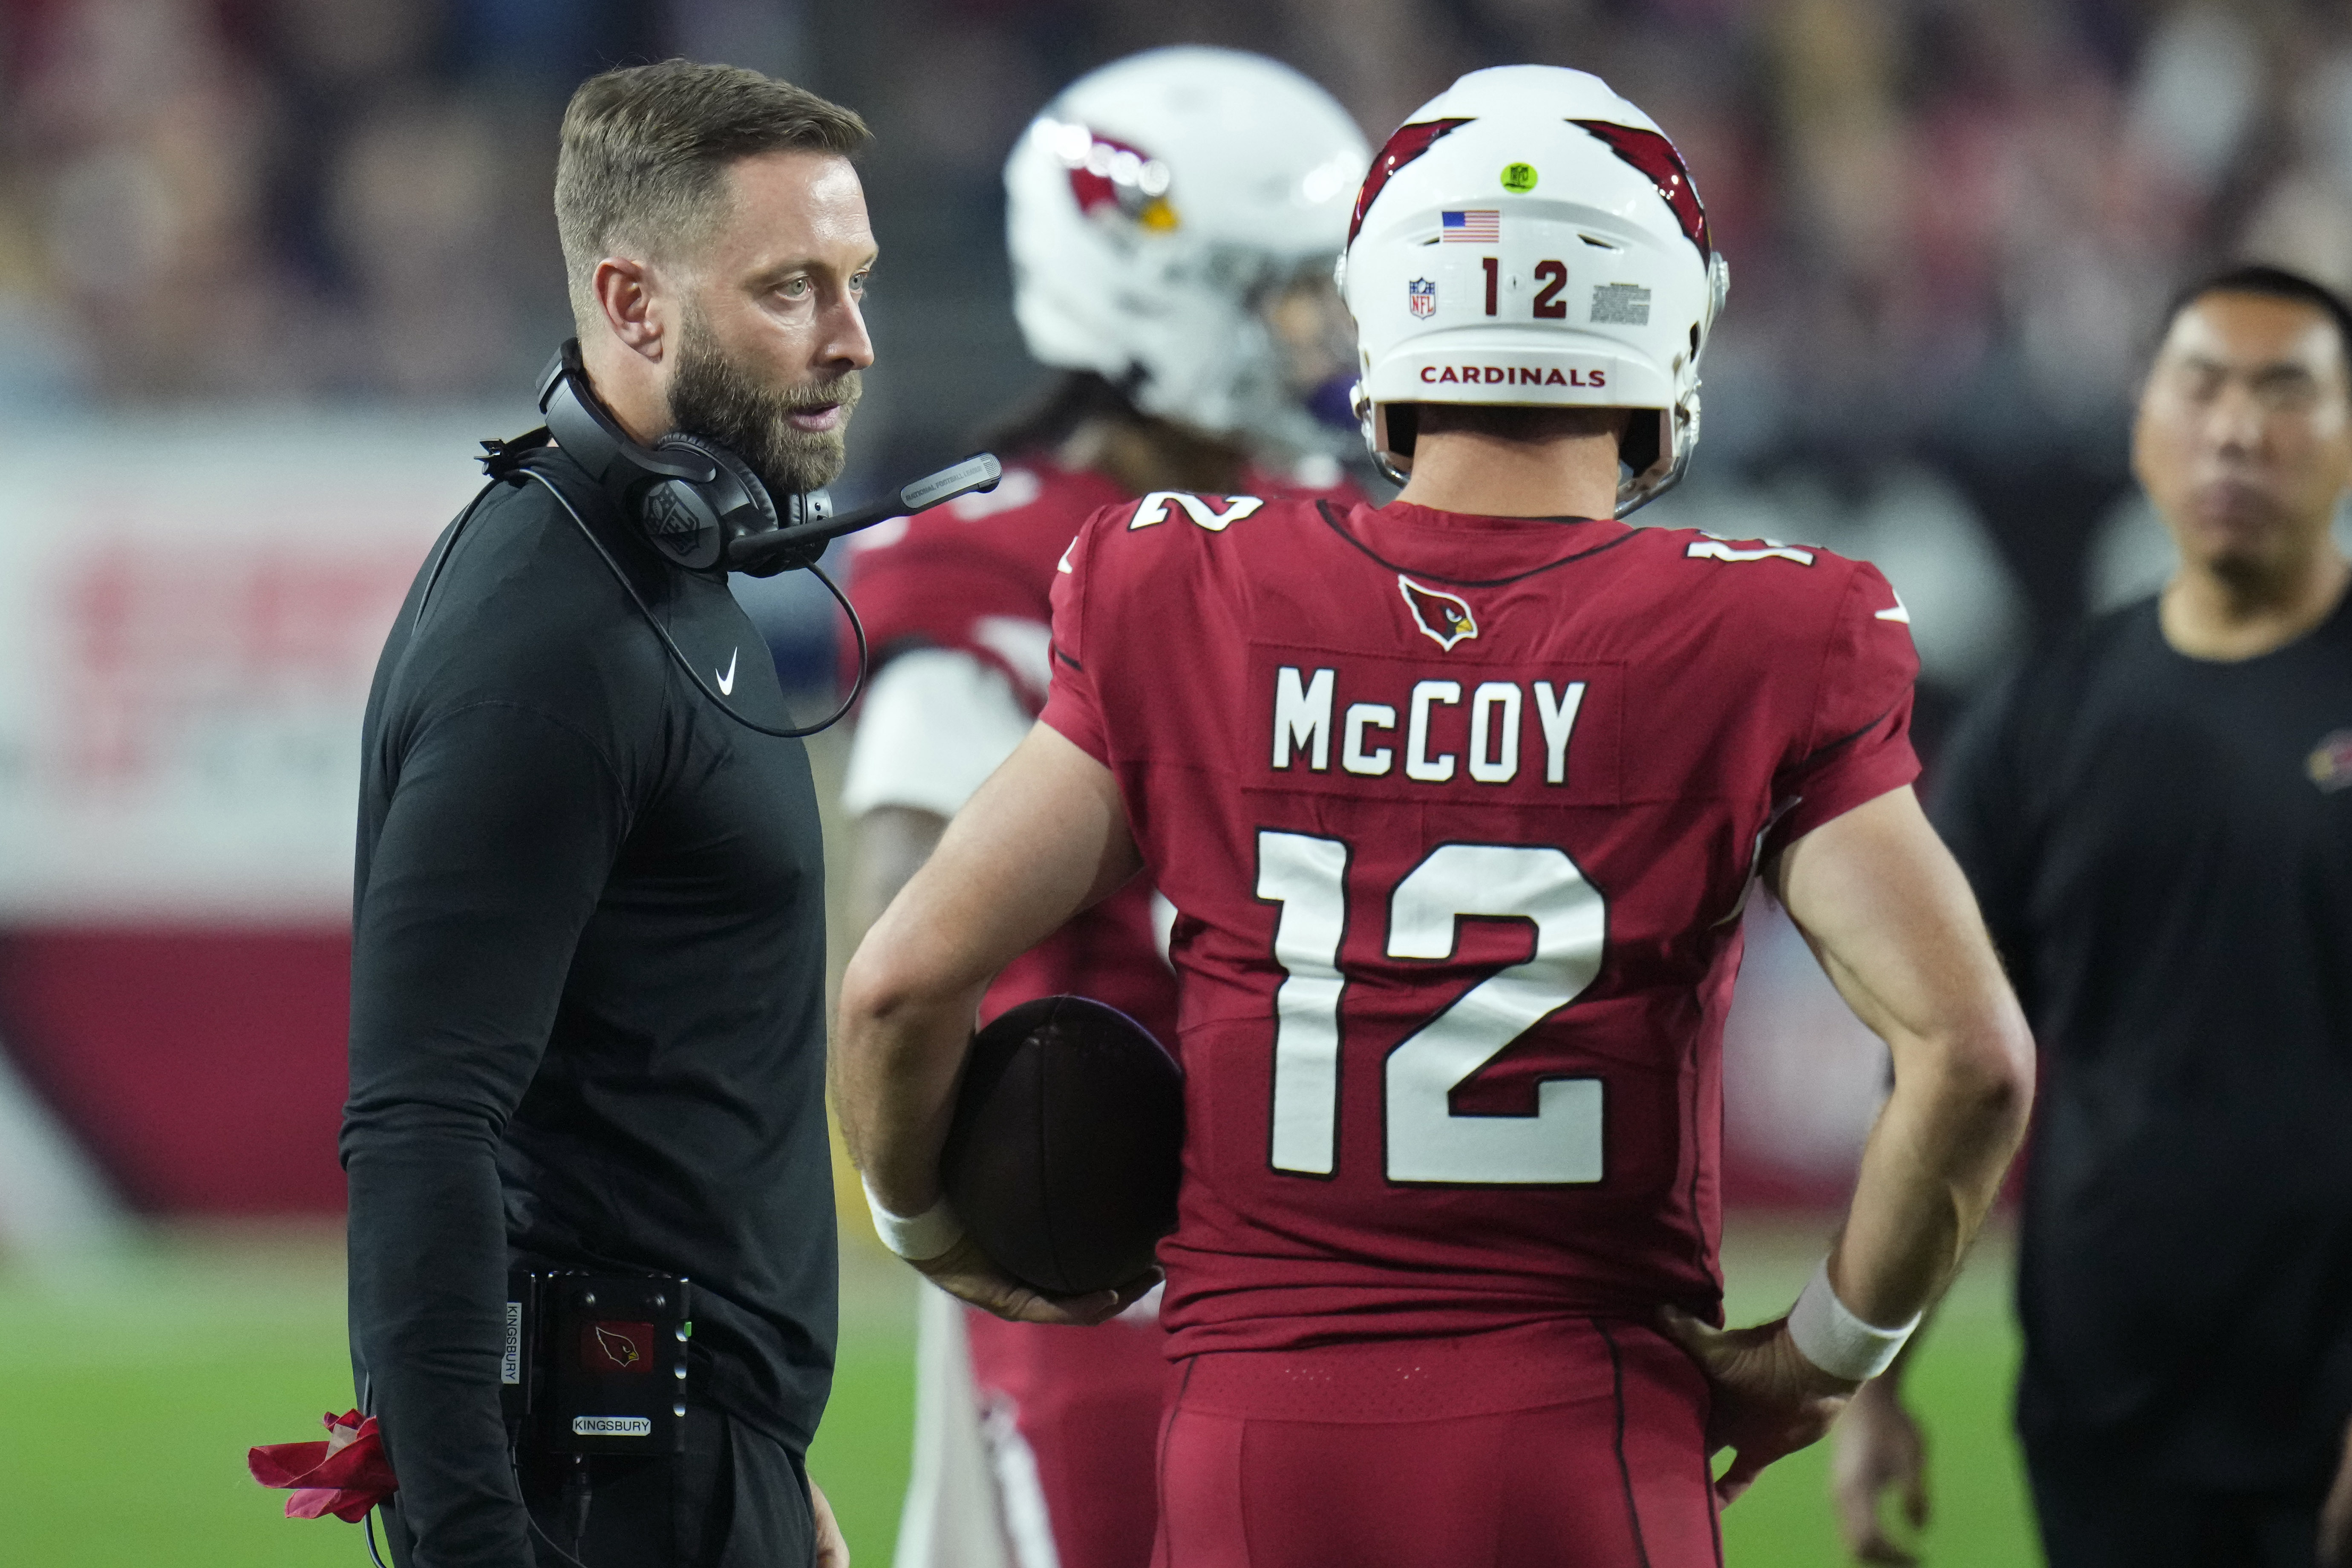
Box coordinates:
[556,59,869,331]
[2160,262,2352,382]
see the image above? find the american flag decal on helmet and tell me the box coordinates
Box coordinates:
[1570,118,1710,260]
[1440,210,1500,242]
[1398,575,1478,651]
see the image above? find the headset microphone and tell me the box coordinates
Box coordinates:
[726,453,1003,575]
[431,343,1006,740]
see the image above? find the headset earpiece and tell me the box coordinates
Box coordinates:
[535,339,788,574]
[640,434,779,571]
[501,342,1003,739]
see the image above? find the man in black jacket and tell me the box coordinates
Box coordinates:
[345,60,869,1568]
[1834,265,2352,1568]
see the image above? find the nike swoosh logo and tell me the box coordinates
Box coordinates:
[716,648,738,695]
[1874,591,1911,624]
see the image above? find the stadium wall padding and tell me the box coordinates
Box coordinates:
[0,921,1886,1218]
[0,928,349,1214]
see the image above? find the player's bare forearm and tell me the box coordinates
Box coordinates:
[853,805,948,934]
[1667,790,2028,1507]
[1773,787,2035,1327]
[834,724,1142,1215]
[836,808,956,1209]
[834,959,988,1216]
[1833,1045,2021,1324]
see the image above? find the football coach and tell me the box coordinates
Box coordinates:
[343,61,868,1568]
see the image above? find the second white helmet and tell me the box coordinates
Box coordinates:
[1339,66,1730,513]
[1005,46,1369,453]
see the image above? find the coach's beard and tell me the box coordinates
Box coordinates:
[668,316,861,500]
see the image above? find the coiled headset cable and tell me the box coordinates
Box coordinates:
[410,447,999,741]
[523,466,867,739]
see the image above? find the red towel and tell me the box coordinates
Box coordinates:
[248,1410,398,1522]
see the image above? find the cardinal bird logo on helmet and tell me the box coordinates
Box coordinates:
[1398,575,1479,651]
[1349,117,1471,246]
[1570,118,1710,260]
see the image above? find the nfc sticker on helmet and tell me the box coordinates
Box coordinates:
[1500,162,1539,193]
[1407,278,1437,319]
[1590,284,1652,326]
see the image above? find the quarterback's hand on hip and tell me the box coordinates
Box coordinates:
[2320,1414,2352,1568]
[1830,1377,1928,1564]
[1660,1306,1860,1506]
[810,1478,849,1568]
[913,1234,1159,1326]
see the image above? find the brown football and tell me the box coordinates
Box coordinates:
[940,995,1184,1297]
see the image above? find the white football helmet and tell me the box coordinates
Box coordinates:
[1338,66,1731,514]
[1005,46,1370,454]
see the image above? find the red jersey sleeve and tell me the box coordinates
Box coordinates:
[839,464,1128,713]
[1768,559,1922,847]
[1037,503,1124,767]
[840,525,1046,705]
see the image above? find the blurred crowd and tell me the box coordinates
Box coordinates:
[6,0,2351,628]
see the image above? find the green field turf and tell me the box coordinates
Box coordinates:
[0,1217,2035,1566]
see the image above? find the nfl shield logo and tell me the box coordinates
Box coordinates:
[1407,278,1437,319]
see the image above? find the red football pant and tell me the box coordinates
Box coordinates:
[966,1304,1180,1568]
[1152,1319,1720,1568]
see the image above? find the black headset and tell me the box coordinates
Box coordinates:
[537,337,836,578]
[420,340,1002,739]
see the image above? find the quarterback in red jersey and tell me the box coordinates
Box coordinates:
[841,48,1367,1568]
[840,65,2033,1568]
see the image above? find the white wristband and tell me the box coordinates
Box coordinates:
[1785,1258,1920,1382]
[861,1176,965,1262]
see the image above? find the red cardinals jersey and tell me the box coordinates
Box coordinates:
[1040,496,1920,1357]
[847,461,1129,715]
[848,458,1357,1041]
[848,460,1173,1038]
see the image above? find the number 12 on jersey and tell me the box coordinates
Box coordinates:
[1256,830,1607,1185]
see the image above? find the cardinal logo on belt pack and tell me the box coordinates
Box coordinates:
[1407,277,1437,318]
[584,1321,653,1374]
[1398,575,1478,651]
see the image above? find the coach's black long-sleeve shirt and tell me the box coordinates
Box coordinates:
[344,448,835,1567]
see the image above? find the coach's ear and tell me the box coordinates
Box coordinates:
[592,255,667,362]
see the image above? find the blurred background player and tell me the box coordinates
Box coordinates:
[1836,265,2352,1568]
[836,46,1369,1568]
[837,64,2033,1567]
